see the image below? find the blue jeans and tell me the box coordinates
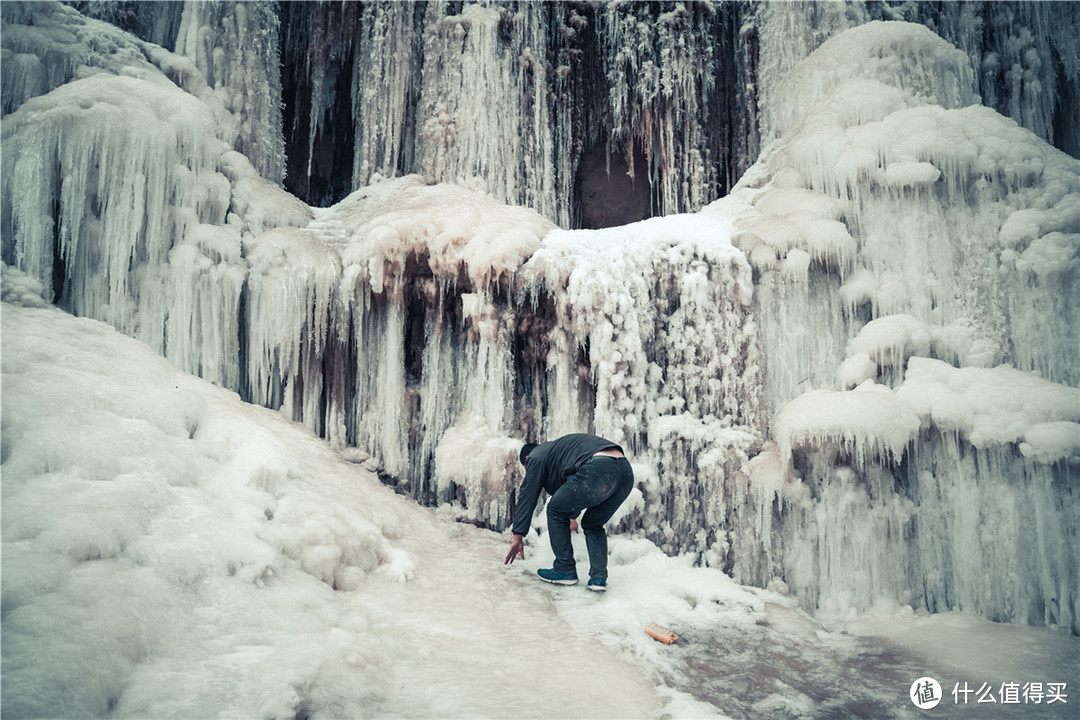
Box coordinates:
[546,457,634,579]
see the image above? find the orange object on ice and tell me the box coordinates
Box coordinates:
[645,622,678,644]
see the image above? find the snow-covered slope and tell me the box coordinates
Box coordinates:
[1,268,665,718]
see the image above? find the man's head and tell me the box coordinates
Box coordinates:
[519,443,538,465]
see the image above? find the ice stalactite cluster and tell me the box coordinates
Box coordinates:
[275,1,561,215]
[175,1,285,185]
[517,215,762,557]
[600,2,721,218]
[0,69,229,361]
[351,3,421,195]
[269,1,1078,221]
[230,174,555,528]
[715,20,1079,631]
[272,1,759,225]
[0,2,282,390]
[416,3,554,222]
[520,215,759,448]
[754,0,872,147]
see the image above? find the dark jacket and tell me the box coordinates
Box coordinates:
[511,433,623,536]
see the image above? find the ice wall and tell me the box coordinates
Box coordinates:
[272,1,755,224]
[712,20,1079,631]
[265,0,1078,225]
[22,1,1072,221]
[907,0,1080,158]
[2,2,1078,632]
[175,0,285,185]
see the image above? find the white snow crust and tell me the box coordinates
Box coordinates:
[898,357,1080,460]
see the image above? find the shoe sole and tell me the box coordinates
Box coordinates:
[587,584,606,592]
[538,575,578,586]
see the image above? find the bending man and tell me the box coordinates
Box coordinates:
[503,433,634,592]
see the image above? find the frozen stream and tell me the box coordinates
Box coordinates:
[525,534,1078,720]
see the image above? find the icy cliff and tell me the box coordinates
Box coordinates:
[272,1,1078,222]
[2,0,1078,641]
[713,20,1079,630]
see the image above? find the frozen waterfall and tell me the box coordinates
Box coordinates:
[2,0,1077,645]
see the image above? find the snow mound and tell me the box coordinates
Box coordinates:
[897,357,1080,459]
[0,298,405,717]
[321,174,555,294]
[777,383,921,464]
[764,20,978,143]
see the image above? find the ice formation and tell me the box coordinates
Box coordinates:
[713,19,1079,631]
[175,1,285,184]
[2,0,1078,674]
[1,277,673,718]
[263,1,1079,224]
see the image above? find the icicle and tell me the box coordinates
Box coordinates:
[600,1,722,217]
[160,224,245,389]
[414,2,556,220]
[244,225,342,437]
[175,0,285,185]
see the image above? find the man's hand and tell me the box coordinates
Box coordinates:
[504,534,526,565]
[570,518,579,533]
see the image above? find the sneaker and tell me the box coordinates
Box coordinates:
[587,578,607,592]
[537,568,579,586]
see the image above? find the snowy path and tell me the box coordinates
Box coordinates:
[339,521,663,718]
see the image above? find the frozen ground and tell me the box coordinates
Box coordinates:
[524,538,1078,720]
[3,269,1076,719]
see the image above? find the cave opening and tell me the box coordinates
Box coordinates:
[574,142,652,230]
